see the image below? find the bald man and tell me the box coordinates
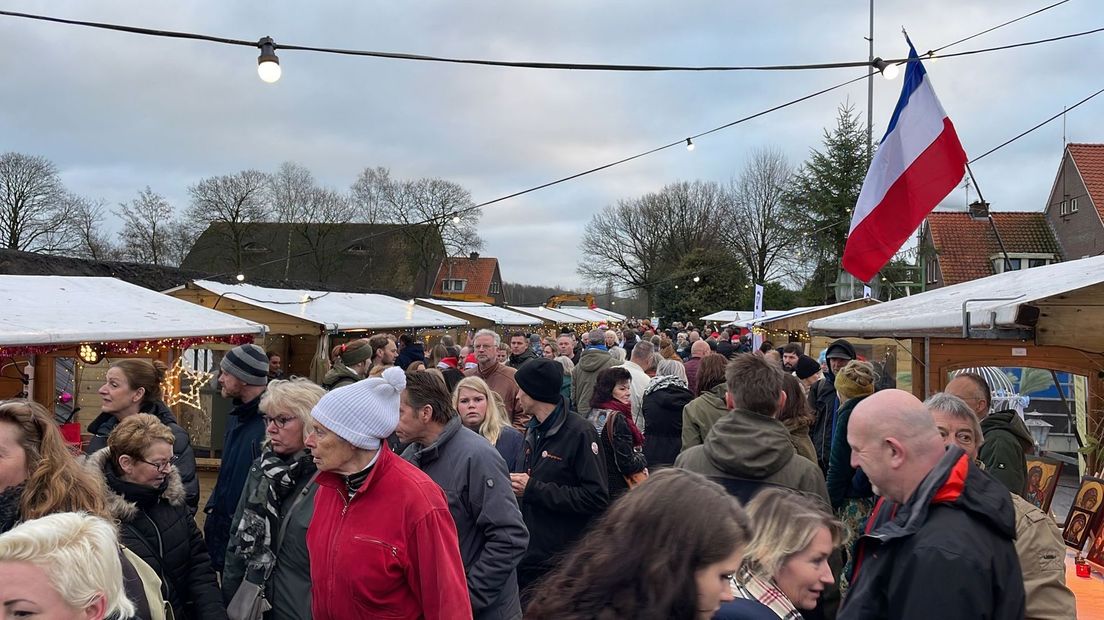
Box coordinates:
[682,340,711,397]
[840,390,1024,620]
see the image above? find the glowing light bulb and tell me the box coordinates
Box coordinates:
[882,62,899,80]
[685,138,695,152]
[236,273,245,282]
[257,36,281,83]
[693,276,701,283]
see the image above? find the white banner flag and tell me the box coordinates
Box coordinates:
[752,284,765,351]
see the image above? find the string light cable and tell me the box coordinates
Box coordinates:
[0,3,1093,75]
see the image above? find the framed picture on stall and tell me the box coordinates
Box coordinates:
[1064,507,1094,550]
[1023,456,1062,513]
[1087,524,1104,569]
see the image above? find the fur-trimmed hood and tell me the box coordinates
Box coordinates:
[83,447,186,521]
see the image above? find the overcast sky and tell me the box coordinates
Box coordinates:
[1,1,1100,289]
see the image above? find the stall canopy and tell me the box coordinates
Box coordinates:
[508,306,587,325]
[591,307,627,322]
[0,275,265,350]
[415,299,540,327]
[808,255,1104,351]
[185,280,467,331]
[551,306,622,324]
[750,299,880,334]
[701,310,791,326]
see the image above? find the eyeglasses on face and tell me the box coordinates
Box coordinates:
[138,455,179,471]
[263,415,298,429]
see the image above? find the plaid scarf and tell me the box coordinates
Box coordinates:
[229,448,314,577]
[733,568,803,620]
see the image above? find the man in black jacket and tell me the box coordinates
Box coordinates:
[507,331,539,369]
[808,338,856,473]
[510,358,608,601]
[841,389,1024,620]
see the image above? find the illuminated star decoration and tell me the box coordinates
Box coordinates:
[160,359,214,411]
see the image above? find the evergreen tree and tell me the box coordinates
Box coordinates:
[788,102,869,301]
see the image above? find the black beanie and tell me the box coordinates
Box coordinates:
[515,358,563,405]
[795,355,822,380]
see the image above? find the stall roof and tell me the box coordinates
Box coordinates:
[749,299,879,327]
[507,305,588,325]
[416,299,540,326]
[808,255,1104,340]
[591,307,627,322]
[550,306,622,324]
[189,280,467,331]
[0,275,266,346]
[700,310,790,325]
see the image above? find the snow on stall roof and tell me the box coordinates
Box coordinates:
[808,255,1104,337]
[0,275,265,346]
[192,280,467,331]
[700,310,791,326]
[416,299,541,326]
[748,300,877,326]
[591,307,627,322]
[550,306,620,323]
[507,306,588,324]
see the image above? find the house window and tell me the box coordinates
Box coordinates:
[242,242,268,253]
[992,254,1053,274]
[1071,197,1079,213]
[442,279,466,292]
[925,259,938,284]
[1059,200,1068,216]
[489,281,500,295]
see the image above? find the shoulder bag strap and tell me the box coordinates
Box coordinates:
[266,471,320,581]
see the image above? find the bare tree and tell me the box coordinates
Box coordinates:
[185,170,270,270]
[294,187,356,282]
[722,148,799,284]
[0,152,73,253]
[349,166,390,225]
[70,196,118,260]
[577,181,725,308]
[163,221,198,268]
[114,187,177,265]
[269,162,316,223]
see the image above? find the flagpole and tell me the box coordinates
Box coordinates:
[866,0,874,161]
[964,162,1013,273]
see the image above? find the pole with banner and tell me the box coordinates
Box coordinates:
[863,285,872,299]
[752,284,765,351]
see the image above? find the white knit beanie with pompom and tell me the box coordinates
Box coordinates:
[310,366,406,449]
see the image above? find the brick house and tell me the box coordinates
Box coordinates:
[1043,143,1104,259]
[430,253,504,304]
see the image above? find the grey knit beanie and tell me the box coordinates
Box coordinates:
[220,344,269,386]
[310,366,405,450]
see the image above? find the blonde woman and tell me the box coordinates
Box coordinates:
[0,512,136,620]
[453,375,525,472]
[728,488,844,619]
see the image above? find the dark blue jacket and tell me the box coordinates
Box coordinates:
[396,342,426,370]
[203,394,265,571]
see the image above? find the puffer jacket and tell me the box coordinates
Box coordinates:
[980,409,1033,496]
[507,347,539,370]
[86,448,226,620]
[86,400,199,514]
[681,383,728,451]
[675,408,828,505]
[642,379,693,468]
[221,452,318,620]
[842,447,1024,620]
[571,348,615,415]
[322,361,361,390]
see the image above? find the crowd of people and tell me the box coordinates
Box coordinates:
[0,319,1080,619]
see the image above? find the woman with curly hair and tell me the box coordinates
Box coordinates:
[525,468,751,619]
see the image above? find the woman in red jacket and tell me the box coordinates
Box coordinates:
[305,366,472,620]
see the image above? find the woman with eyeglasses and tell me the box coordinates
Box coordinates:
[222,378,325,620]
[85,412,226,620]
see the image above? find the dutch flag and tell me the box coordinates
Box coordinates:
[842,38,968,283]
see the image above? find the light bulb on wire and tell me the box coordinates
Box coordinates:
[236,273,245,282]
[685,138,695,152]
[693,276,701,283]
[872,57,899,80]
[257,36,282,83]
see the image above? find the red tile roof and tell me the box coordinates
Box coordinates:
[1067,143,1104,220]
[925,211,1061,285]
[432,256,499,297]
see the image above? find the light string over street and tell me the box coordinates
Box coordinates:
[0,2,1091,83]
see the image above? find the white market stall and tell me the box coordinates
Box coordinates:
[808,256,1104,467]
[508,305,589,337]
[551,306,624,327]
[0,275,267,441]
[169,280,468,381]
[415,299,540,342]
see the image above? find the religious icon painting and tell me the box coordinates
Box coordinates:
[1023,456,1063,513]
[1087,523,1104,569]
[1064,507,1094,550]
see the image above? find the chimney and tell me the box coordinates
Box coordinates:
[968,200,990,220]
[468,251,480,260]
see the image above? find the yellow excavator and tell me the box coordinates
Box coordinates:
[546,293,596,309]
